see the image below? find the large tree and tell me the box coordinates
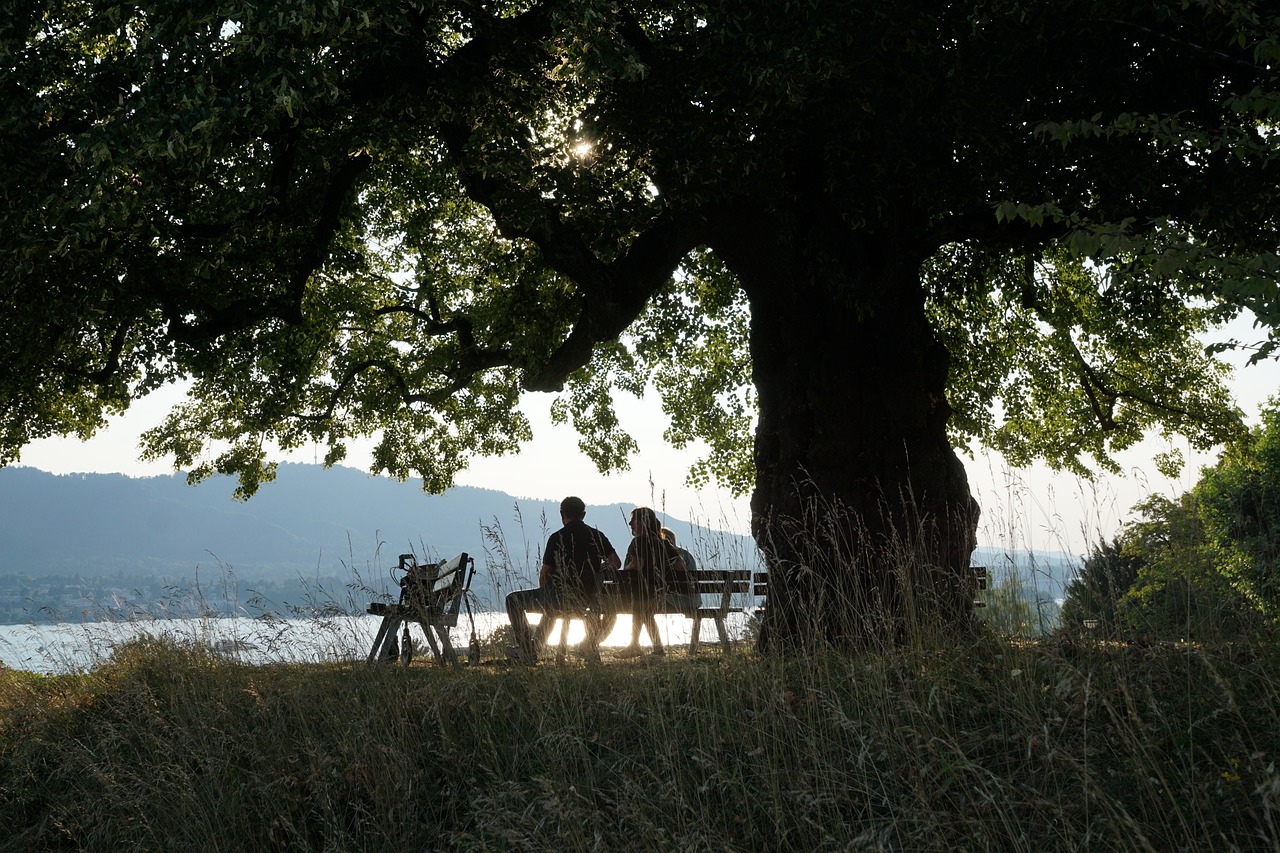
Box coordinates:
[4,1,1279,646]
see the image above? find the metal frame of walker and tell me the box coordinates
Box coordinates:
[366,552,475,668]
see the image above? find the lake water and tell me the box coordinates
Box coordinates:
[0,611,753,674]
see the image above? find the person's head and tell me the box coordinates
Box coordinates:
[560,496,587,522]
[660,527,677,545]
[629,506,661,537]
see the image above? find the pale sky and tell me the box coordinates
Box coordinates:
[14,317,1279,558]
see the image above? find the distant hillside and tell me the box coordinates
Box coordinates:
[973,546,1081,602]
[0,464,756,606]
[0,464,1078,609]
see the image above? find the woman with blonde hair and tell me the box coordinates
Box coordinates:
[617,506,684,658]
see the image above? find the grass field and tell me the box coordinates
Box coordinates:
[2,627,1277,851]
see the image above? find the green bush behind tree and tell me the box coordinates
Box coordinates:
[1063,401,1280,640]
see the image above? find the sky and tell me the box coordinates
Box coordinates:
[14,318,1279,559]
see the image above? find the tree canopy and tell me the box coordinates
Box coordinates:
[5,1,1280,643]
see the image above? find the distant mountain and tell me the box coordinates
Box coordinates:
[0,464,1077,609]
[0,464,755,606]
[973,546,1082,602]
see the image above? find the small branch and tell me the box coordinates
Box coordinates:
[296,342,513,425]
[87,323,130,386]
[1024,284,1203,431]
[1099,16,1271,75]
[929,207,1069,251]
[1070,346,1119,431]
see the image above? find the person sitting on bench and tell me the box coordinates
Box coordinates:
[616,506,685,658]
[661,528,702,613]
[505,496,621,664]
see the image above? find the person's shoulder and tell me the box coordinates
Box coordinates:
[561,518,586,533]
[587,523,614,546]
[563,518,607,539]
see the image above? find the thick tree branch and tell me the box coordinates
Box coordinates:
[298,345,513,425]
[373,304,514,371]
[352,1,713,391]
[521,211,710,391]
[287,149,372,312]
[434,127,708,390]
[87,323,129,387]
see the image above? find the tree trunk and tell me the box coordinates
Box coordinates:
[713,211,980,649]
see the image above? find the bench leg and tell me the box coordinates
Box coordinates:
[416,621,459,668]
[690,617,702,654]
[714,615,730,654]
[433,623,459,667]
[556,617,570,663]
[367,615,402,666]
[441,632,458,667]
[419,621,443,663]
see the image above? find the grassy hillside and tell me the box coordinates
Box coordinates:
[2,630,1276,851]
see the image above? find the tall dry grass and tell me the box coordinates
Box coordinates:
[2,629,1278,851]
[4,480,1277,851]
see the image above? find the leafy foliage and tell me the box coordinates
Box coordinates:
[1060,535,1145,634]
[1062,401,1280,639]
[929,247,1242,475]
[1117,493,1257,639]
[1192,403,1280,620]
[2,0,1278,507]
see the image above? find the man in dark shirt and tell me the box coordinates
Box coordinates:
[505,496,621,663]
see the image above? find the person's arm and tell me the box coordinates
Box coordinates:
[663,540,685,574]
[542,530,564,586]
[630,535,664,576]
[596,529,623,573]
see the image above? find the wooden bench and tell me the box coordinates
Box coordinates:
[541,563,984,658]
[546,567,767,656]
[366,552,473,667]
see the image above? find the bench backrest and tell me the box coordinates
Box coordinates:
[652,568,760,614]
[687,568,755,595]
[399,552,473,622]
